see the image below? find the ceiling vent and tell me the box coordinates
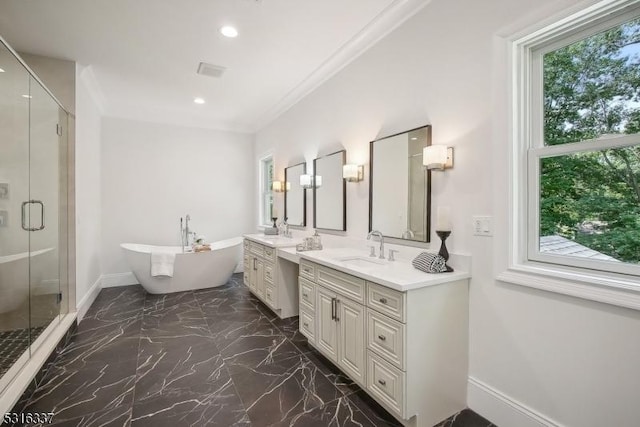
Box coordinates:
[197,62,226,78]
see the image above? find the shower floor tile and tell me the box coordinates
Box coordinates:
[16,273,494,427]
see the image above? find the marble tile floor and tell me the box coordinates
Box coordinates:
[14,273,495,427]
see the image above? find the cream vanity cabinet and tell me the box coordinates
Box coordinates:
[243,236,299,319]
[298,258,469,427]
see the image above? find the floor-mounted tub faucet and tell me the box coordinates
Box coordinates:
[367,230,385,259]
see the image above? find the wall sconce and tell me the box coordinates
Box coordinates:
[300,174,313,189]
[423,145,454,170]
[272,181,290,192]
[343,164,364,182]
[300,174,322,189]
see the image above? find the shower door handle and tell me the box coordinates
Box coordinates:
[21,200,45,231]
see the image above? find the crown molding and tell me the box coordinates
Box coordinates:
[254,0,433,131]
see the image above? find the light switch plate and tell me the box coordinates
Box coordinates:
[0,183,8,199]
[0,210,7,227]
[473,216,492,236]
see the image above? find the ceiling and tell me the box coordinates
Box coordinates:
[0,0,429,132]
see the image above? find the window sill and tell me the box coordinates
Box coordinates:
[497,263,640,311]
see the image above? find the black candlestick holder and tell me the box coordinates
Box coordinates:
[271,217,278,228]
[436,230,454,272]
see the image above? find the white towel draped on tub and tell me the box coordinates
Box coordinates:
[151,251,176,277]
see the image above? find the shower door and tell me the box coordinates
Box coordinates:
[27,77,61,347]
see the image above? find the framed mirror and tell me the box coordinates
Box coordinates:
[314,150,346,231]
[369,125,431,242]
[284,162,306,227]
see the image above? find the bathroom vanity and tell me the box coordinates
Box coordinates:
[296,247,470,427]
[243,234,302,319]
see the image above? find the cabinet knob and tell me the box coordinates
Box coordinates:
[303,322,309,328]
[303,293,308,298]
[379,297,388,304]
[378,379,386,386]
[378,335,386,341]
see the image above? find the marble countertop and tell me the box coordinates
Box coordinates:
[297,247,470,292]
[243,233,303,248]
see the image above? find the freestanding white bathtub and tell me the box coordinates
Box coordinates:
[120,237,242,294]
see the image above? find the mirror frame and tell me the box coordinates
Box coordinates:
[284,162,307,227]
[368,125,432,242]
[313,150,347,231]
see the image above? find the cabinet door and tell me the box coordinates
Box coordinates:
[337,298,366,385]
[316,286,338,362]
[256,259,265,297]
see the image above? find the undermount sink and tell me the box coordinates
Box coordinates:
[335,256,387,268]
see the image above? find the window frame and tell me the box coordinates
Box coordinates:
[500,0,640,310]
[258,154,274,228]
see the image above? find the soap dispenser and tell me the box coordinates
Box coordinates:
[312,229,323,250]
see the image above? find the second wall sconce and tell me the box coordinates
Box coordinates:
[343,164,364,182]
[423,145,454,170]
[300,174,323,189]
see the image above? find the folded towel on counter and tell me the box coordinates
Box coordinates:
[151,251,176,277]
[412,252,448,273]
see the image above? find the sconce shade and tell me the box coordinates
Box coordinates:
[343,164,364,182]
[315,175,323,188]
[272,181,283,192]
[423,145,452,170]
[300,174,313,189]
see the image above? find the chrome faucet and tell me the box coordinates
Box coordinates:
[367,230,385,259]
[181,214,194,250]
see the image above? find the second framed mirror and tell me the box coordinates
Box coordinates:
[284,162,306,227]
[313,150,346,231]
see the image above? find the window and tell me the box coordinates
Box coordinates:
[260,156,274,226]
[506,0,640,303]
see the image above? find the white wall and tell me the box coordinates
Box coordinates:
[101,117,254,275]
[255,0,640,426]
[75,65,102,314]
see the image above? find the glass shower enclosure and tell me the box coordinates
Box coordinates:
[0,39,69,393]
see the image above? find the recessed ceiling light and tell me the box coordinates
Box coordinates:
[411,137,418,140]
[0,68,5,73]
[194,97,205,104]
[22,94,32,99]
[220,26,238,38]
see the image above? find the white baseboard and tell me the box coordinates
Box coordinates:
[77,276,102,321]
[468,377,564,427]
[101,272,139,288]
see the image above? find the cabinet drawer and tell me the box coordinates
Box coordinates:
[263,246,276,263]
[299,277,315,311]
[367,350,405,417]
[243,255,250,268]
[243,239,250,249]
[299,307,315,343]
[300,259,317,282]
[367,282,405,322]
[265,283,276,308]
[367,310,405,370]
[318,266,365,304]
[264,262,275,284]
[249,241,264,257]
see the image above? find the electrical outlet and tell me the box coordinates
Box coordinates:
[473,216,492,236]
[0,210,7,227]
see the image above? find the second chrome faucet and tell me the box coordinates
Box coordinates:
[367,230,385,259]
